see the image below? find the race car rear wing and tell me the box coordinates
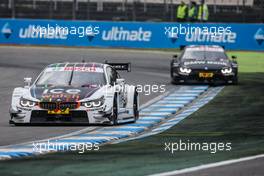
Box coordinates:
[105,61,131,72]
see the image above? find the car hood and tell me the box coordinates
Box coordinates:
[181,60,231,70]
[30,86,100,102]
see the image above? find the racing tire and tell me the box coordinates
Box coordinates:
[171,78,180,85]
[133,89,139,122]
[232,77,238,85]
[111,94,119,125]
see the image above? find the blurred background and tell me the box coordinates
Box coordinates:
[0,0,263,23]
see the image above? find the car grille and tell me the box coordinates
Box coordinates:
[192,69,220,73]
[30,110,89,123]
[39,102,79,110]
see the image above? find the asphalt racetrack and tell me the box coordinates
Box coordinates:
[0,46,175,146]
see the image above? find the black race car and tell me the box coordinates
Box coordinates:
[170,45,238,85]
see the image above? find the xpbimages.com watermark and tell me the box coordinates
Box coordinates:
[164,140,232,154]
[25,24,100,39]
[32,140,99,154]
[164,24,232,38]
[105,83,166,96]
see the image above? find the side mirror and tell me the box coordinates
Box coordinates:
[173,54,178,58]
[24,77,32,88]
[116,78,125,85]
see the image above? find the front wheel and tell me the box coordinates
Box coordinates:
[171,78,180,85]
[111,94,118,125]
[232,77,238,85]
[133,90,139,122]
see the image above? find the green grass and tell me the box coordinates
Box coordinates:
[228,51,264,72]
[0,51,264,176]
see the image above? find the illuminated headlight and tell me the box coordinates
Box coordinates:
[20,98,37,107]
[82,96,105,108]
[179,67,192,74]
[221,67,233,74]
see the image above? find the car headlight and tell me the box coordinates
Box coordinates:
[221,67,233,74]
[82,96,105,108]
[179,67,192,74]
[20,98,36,107]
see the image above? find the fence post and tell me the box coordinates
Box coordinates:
[170,0,173,22]
[132,0,136,21]
[164,0,168,21]
[49,0,53,19]
[33,0,36,10]
[262,0,264,22]
[54,0,57,11]
[73,0,77,20]
[87,0,90,20]
[124,0,128,20]
[11,0,15,18]
[213,0,217,14]
[143,0,147,13]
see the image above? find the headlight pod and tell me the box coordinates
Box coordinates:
[20,98,36,107]
[179,67,192,74]
[82,96,105,108]
[221,67,233,74]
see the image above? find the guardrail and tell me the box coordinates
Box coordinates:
[0,18,263,51]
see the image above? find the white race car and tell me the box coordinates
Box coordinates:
[9,62,139,125]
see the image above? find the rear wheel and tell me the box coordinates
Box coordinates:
[133,90,139,122]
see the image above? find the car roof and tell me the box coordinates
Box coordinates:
[185,45,224,52]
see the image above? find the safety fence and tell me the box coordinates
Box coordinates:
[0,0,263,23]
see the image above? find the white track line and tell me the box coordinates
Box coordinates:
[150,154,264,176]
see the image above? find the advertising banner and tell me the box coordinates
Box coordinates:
[0,18,263,51]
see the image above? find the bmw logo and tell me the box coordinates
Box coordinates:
[204,67,208,70]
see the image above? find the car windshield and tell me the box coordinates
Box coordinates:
[182,50,228,60]
[35,67,106,87]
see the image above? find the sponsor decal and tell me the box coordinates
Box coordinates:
[185,32,236,43]
[41,94,81,103]
[165,29,178,43]
[186,47,224,52]
[102,27,152,42]
[254,28,264,45]
[1,23,12,38]
[43,88,81,94]
[45,67,104,73]
[19,25,67,40]
[184,61,228,66]
[64,67,103,72]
